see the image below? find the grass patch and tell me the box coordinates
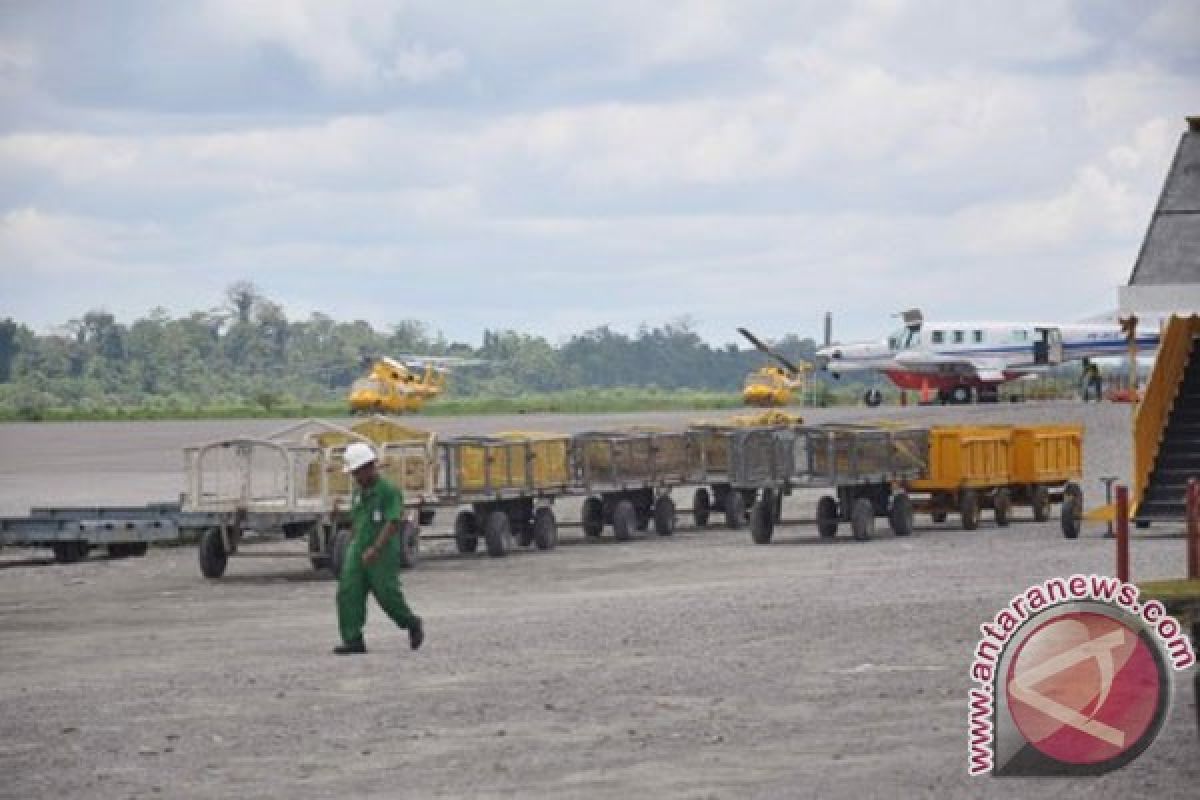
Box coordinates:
[0,389,746,422]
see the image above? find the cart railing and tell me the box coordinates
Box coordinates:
[572,430,693,490]
[728,424,930,489]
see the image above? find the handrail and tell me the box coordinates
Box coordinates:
[1132,316,1200,516]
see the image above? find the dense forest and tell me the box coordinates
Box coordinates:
[0,282,824,416]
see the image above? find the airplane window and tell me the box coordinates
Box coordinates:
[953,331,965,344]
[973,330,983,343]
[932,331,944,345]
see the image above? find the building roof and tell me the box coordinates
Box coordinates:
[1128,116,1200,286]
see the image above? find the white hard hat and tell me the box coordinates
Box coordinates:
[342,441,378,473]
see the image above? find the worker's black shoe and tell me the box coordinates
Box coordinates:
[333,639,367,655]
[408,617,425,651]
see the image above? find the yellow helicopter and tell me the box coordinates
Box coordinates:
[737,328,814,407]
[347,356,482,414]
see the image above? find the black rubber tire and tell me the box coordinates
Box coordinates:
[889,493,914,537]
[863,388,883,407]
[613,500,637,541]
[484,510,510,558]
[993,488,1012,528]
[533,507,558,551]
[931,510,948,523]
[725,491,747,530]
[693,488,711,528]
[960,490,981,531]
[308,529,331,571]
[54,541,88,563]
[454,510,480,554]
[329,528,351,578]
[582,496,605,538]
[654,495,675,536]
[1031,485,1050,522]
[517,520,535,548]
[635,509,650,532]
[1064,482,1083,508]
[397,520,419,569]
[750,490,775,545]
[817,495,839,538]
[950,386,972,404]
[1065,496,1084,542]
[850,497,875,541]
[199,528,228,579]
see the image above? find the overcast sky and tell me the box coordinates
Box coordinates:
[1,1,1197,346]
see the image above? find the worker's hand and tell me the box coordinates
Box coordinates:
[361,545,380,566]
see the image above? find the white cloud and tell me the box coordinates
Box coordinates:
[0,1,1196,342]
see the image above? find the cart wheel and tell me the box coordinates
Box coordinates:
[725,491,747,530]
[533,507,558,550]
[329,529,351,578]
[693,488,711,528]
[773,491,784,523]
[654,495,676,536]
[817,495,839,538]
[397,520,420,569]
[635,508,650,532]
[53,541,88,564]
[1064,482,1083,508]
[993,488,1012,528]
[960,490,981,531]
[308,528,330,571]
[1060,495,1082,539]
[850,497,875,541]
[484,511,511,557]
[1031,485,1050,522]
[750,491,775,545]
[889,493,914,537]
[199,528,228,579]
[516,519,535,548]
[454,510,480,554]
[931,510,948,523]
[582,496,605,538]
[613,500,637,541]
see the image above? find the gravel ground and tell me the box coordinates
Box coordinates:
[0,403,1196,799]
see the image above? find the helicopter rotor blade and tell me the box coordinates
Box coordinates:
[737,327,803,375]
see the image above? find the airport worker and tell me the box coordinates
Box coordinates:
[1089,363,1104,402]
[333,441,424,655]
[1079,358,1093,401]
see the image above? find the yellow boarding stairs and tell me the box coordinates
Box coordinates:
[1088,315,1200,526]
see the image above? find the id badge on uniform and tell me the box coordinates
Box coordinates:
[373,509,383,523]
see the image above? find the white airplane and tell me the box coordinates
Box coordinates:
[815,309,1160,405]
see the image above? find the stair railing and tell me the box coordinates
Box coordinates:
[1133,315,1200,517]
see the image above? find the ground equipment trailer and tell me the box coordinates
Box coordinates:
[441,432,571,558]
[686,421,802,530]
[0,503,191,563]
[183,419,578,577]
[730,424,930,544]
[905,425,1083,536]
[573,429,694,540]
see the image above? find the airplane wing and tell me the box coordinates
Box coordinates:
[892,352,1010,383]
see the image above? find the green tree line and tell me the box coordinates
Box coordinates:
[0,282,823,417]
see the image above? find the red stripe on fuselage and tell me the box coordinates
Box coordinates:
[882,370,1011,390]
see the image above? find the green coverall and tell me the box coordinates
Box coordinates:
[336,476,419,644]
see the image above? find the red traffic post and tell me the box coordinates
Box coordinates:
[1187,478,1199,580]
[1115,485,1130,583]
